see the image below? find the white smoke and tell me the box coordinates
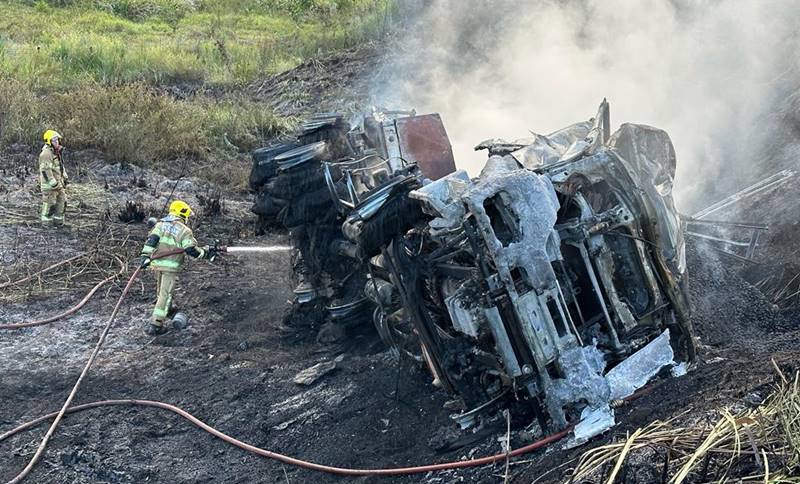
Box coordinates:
[374,0,800,210]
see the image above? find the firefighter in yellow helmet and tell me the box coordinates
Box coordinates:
[39,130,68,226]
[139,200,217,335]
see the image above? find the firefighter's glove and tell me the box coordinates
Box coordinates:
[139,256,151,269]
[204,245,218,262]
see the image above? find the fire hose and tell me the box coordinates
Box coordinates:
[0,245,289,330]
[0,252,89,290]
[2,246,655,481]
[0,256,126,330]
[3,248,183,484]
[0,399,572,477]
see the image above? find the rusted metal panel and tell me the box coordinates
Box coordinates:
[396,114,456,181]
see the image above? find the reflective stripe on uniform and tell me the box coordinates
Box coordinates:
[152,259,181,269]
[141,218,193,272]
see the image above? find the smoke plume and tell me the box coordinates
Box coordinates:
[374,0,800,210]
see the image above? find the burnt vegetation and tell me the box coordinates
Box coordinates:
[2,2,800,483]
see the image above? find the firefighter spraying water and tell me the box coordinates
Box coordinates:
[139,200,292,336]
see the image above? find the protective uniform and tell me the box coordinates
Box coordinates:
[39,130,67,225]
[140,201,212,334]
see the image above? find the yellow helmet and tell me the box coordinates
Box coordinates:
[43,129,62,146]
[168,200,192,220]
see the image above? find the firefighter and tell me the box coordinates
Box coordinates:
[139,200,216,335]
[39,130,68,226]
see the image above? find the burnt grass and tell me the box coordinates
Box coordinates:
[0,163,799,484]
[2,45,800,479]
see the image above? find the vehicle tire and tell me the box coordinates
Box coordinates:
[249,143,297,190]
[251,189,287,216]
[346,193,424,258]
[279,186,335,227]
[266,166,327,199]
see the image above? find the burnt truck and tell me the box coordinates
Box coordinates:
[250,101,695,441]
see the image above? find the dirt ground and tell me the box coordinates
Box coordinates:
[2,46,800,481]
[0,158,460,484]
[1,145,799,484]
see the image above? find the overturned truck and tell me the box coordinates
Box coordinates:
[250,101,695,440]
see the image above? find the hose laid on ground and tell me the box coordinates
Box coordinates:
[0,399,572,476]
[1,387,656,478]
[4,249,183,484]
[1,245,657,480]
[0,257,126,330]
[0,252,89,290]
[0,277,114,330]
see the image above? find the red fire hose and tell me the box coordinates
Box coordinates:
[0,399,573,477]
[3,249,183,484]
[0,258,125,330]
[0,252,89,290]
[1,247,656,481]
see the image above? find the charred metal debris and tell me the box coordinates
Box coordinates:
[249,101,697,442]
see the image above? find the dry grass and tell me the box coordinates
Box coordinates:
[0,0,401,188]
[0,78,293,188]
[571,366,800,483]
[0,223,139,304]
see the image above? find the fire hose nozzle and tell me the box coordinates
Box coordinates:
[210,240,228,254]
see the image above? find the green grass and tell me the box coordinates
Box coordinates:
[0,0,395,87]
[0,0,398,188]
[0,77,294,187]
